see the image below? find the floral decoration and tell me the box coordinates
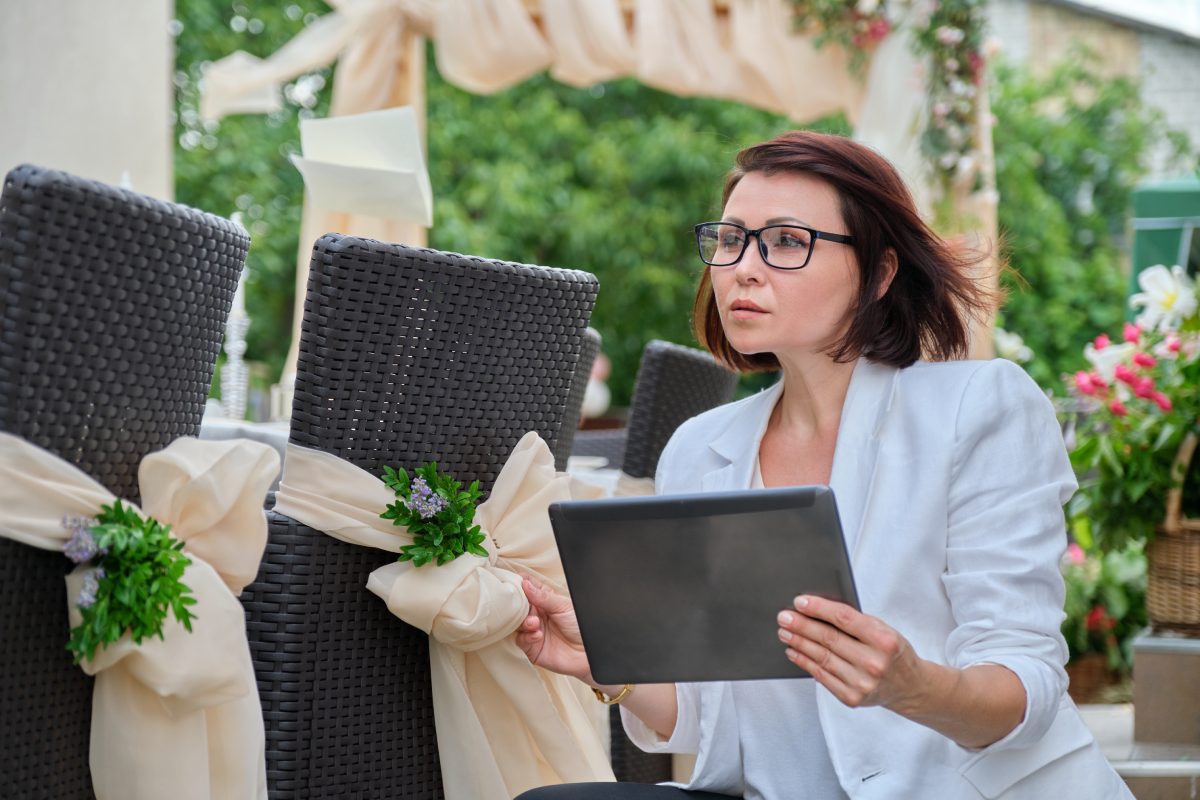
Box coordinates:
[789,0,990,207]
[64,500,197,664]
[1066,264,1200,552]
[380,463,488,566]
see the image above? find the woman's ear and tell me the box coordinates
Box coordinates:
[876,248,898,301]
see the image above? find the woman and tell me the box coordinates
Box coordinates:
[516,131,1132,799]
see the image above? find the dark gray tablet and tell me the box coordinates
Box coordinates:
[548,486,859,684]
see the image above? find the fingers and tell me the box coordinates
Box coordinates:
[777,608,874,667]
[522,576,573,615]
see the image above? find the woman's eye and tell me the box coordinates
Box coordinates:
[777,233,811,249]
[719,235,744,249]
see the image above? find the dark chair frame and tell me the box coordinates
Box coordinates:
[0,164,248,799]
[241,235,598,798]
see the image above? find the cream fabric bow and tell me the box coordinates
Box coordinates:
[0,433,280,800]
[274,431,614,800]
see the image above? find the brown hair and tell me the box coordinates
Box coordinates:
[693,130,997,371]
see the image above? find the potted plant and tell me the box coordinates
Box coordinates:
[1067,264,1200,634]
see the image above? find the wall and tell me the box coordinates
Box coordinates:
[0,1,173,199]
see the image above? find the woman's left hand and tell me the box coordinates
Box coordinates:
[777,595,929,713]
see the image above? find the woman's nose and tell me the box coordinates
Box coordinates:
[733,236,768,282]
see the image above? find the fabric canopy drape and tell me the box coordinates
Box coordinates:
[201,0,995,384]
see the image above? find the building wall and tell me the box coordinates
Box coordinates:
[0,1,173,199]
[1140,32,1200,176]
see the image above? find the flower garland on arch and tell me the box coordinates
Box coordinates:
[790,0,990,203]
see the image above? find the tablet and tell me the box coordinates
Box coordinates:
[548,486,859,684]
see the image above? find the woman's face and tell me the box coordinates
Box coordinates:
[710,171,860,360]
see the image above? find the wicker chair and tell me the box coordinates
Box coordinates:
[552,326,602,470]
[241,235,598,799]
[0,164,248,799]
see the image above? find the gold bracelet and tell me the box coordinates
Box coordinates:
[591,683,634,705]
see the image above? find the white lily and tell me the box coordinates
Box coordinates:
[1130,264,1197,332]
[994,327,1033,363]
[1083,341,1136,384]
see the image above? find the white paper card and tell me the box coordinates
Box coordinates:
[290,107,432,225]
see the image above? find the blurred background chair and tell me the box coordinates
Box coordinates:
[572,340,739,478]
[573,339,738,784]
[553,326,602,470]
[241,235,598,798]
[0,164,248,799]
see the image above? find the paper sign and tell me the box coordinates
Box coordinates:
[290,106,433,225]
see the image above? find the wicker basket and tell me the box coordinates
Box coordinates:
[1147,432,1200,634]
[1065,653,1121,704]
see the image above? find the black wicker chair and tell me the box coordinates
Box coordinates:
[0,164,248,799]
[241,235,598,799]
[573,340,738,784]
[552,326,602,471]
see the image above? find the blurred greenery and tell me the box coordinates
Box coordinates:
[991,51,1195,388]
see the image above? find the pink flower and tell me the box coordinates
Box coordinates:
[1133,352,1157,368]
[1109,400,1129,416]
[1114,364,1137,385]
[1134,377,1155,399]
[1094,334,1110,350]
[1066,543,1086,565]
[867,18,891,42]
[1074,371,1100,396]
[1123,322,1141,344]
[1168,335,1183,353]
[1153,392,1173,412]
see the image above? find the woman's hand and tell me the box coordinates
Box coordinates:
[778,595,1028,748]
[776,595,929,713]
[515,576,592,683]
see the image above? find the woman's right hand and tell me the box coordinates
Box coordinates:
[515,576,592,682]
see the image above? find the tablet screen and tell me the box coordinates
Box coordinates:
[549,487,858,684]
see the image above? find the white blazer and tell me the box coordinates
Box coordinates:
[621,358,1132,799]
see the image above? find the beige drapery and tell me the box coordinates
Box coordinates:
[0,434,280,800]
[273,432,613,799]
[201,0,996,382]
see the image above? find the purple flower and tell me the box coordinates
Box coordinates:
[76,569,103,609]
[62,517,100,563]
[403,476,448,519]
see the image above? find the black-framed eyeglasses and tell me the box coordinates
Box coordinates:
[693,221,855,271]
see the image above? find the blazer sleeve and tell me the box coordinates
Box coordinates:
[941,359,1077,753]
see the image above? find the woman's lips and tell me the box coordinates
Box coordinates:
[730,299,767,319]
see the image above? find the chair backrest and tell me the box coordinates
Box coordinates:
[244,235,598,797]
[621,340,739,479]
[553,326,602,470]
[0,164,248,799]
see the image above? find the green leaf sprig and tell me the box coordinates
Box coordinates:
[64,500,197,664]
[380,463,487,567]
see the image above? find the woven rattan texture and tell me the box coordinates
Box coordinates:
[289,235,598,489]
[245,513,444,798]
[620,341,738,479]
[0,164,248,500]
[553,327,602,470]
[0,164,248,800]
[244,235,597,797]
[609,705,674,785]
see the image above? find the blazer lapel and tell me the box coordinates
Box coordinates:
[828,358,899,559]
[700,379,785,492]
